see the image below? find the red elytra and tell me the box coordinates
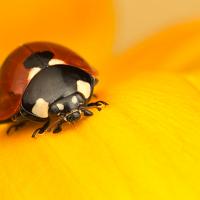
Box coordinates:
[0,42,97,121]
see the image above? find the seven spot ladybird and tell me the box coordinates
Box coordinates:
[0,42,108,137]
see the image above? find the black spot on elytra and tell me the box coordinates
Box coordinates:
[23,51,54,69]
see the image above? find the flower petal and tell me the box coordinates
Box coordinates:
[96,20,200,198]
[103,72,200,199]
[1,10,200,200]
[2,71,200,199]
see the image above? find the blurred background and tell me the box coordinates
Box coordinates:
[0,0,200,64]
[115,0,200,52]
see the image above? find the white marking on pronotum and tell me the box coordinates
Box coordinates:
[77,80,91,99]
[48,59,66,66]
[72,96,78,104]
[57,103,64,111]
[28,67,41,81]
[32,98,49,118]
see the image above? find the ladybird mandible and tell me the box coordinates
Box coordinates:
[0,42,108,137]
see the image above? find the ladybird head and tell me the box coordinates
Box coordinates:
[49,92,87,122]
[64,110,81,122]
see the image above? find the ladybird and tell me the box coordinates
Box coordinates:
[0,42,108,137]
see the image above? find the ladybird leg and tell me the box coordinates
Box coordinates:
[53,119,65,134]
[92,94,98,98]
[7,120,27,135]
[86,101,109,111]
[81,108,94,116]
[11,112,22,122]
[0,118,12,124]
[32,119,50,138]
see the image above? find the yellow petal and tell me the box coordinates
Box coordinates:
[1,8,200,200]
[1,73,200,199]
[98,20,200,199]
[103,72,200,199]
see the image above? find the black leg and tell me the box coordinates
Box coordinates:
[92,94,98,98]
[32,119,50,138]
[53,119,65,134]
[11,112,22,122]
[87,101,108,111]
[0,118,12,124]
[81,108,93,116]
[7,120,27,134]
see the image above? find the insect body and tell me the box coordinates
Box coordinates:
[0,42,107,137]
